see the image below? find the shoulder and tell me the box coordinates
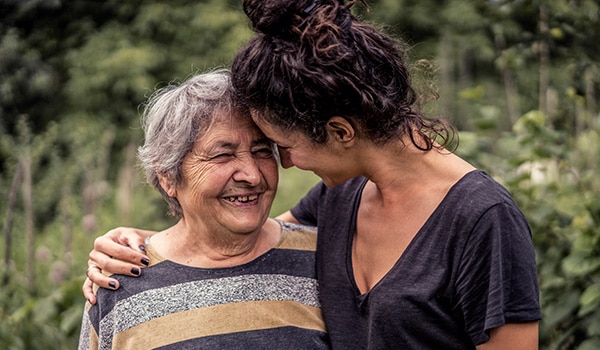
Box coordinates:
[432,170,529,240]
[277,221,318,251]
[144,240,167,266]
[450,170,518,210]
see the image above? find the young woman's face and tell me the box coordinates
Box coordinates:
[173,111,278,235]
[251,114,355,187]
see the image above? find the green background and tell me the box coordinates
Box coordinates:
[1,0,599,348]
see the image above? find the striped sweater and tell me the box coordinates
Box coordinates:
[78,222,329,349]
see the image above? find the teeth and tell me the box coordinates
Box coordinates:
[225,195,258,203]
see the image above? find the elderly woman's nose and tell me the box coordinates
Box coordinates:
[232,155,262,184]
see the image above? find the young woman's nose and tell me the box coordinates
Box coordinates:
[278,146,294,169]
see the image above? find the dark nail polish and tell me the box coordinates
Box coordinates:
[131,267,140,275]
[139,245,146,252]
[141,258,150,266]
[109,281,117,289]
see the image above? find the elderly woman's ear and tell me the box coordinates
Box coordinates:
[158,174,177,197]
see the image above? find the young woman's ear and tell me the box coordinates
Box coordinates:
[326,116,356,145]
[158,174,177,197]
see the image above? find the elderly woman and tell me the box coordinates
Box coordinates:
[77,70,329,349]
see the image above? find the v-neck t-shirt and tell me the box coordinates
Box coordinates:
[290,170,541,349]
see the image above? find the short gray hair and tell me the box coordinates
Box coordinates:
[138,69,237,217]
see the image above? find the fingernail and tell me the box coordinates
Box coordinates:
[141,258,150,266]
[108,281,117,289]
[139,245,146,252]
[131,267,140,275]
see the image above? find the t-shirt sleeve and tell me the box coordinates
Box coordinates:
[290,181,327,227]
[456,201,541,345]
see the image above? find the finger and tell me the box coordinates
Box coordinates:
[93,234,148,267]
[109,227,149,253]
[86,263,122,290]
[83,277,98,304]
[89,250,144,277]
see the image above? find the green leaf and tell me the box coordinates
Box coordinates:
[578,337,600,350]
[563,254,600,276]
[578,283,600,317]
[542,291,579,327]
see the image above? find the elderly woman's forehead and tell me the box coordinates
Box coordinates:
[200,110,265,139]
[212,110,259,129]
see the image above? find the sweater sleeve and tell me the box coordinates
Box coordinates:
[78,302,99,350]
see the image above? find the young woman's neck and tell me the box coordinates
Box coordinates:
[359,138,475,204]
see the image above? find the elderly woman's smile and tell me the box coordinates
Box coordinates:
[79,70,330,348]
[223,194,260,203]
[168,110,278,237]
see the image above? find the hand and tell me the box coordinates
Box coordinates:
[83,227,155,304]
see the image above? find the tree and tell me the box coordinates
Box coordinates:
[1,0,599,347]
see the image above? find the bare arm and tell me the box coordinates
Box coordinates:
[275,210,300,224]
[476,322,539,350]
[83,227,155,303]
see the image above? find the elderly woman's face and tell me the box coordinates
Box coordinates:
[174,111,278,235]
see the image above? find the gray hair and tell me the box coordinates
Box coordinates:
[138,69,237,217]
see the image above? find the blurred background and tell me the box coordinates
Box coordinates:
[1,0,599,348]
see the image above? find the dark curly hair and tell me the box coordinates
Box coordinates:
[232,0,454,149]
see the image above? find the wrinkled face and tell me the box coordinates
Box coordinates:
[173,111,278,235]
[251,113,351,187]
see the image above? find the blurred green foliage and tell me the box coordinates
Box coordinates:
[1,0,599,348]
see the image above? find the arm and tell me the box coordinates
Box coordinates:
[477,322,539,350]
[275,210,300,224]
[84,211,300,303]
[83,227,155,304]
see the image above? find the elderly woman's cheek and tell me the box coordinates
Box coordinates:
[260,159,279,188]
[181,163,220,193]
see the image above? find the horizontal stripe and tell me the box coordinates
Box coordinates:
[277,223,317,251]
[93,248,319,323]
[100,274,319,335]
[83,225,326,349]
[157,327,329,349]
[112,300,326,349]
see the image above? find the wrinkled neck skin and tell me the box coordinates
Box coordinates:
[149,217,282,269]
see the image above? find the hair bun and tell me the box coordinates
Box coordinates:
[243,0,320,39]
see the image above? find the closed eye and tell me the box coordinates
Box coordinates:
[210,153,234,160]
[253,147,274,159]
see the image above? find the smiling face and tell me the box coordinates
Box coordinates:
[163,111,278,236]
[251,113,359,188]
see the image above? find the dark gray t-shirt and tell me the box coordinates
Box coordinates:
[291,170,541,349]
